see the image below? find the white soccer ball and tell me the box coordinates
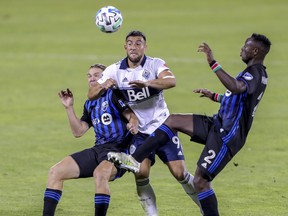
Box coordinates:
[95,6,123,33]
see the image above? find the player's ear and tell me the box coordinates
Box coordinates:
[253,47,258,56]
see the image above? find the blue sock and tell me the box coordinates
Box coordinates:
[43,188,62,216]
[198,189,219,216]
[94,193,110,216]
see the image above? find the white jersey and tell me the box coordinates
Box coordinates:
[97,55,170,134]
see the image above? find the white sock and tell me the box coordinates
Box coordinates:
[136,178,158,216]
[179,172,203,215]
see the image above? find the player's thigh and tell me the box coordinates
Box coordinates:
[94,160,117,181]
[165,114,194,136]
[166,160,187,180]
[49,156,80,180]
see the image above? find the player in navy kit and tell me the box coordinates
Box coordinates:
[108,33,271,215]
[42,64,138,216]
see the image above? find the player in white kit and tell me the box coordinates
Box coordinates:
[88,31,202,216]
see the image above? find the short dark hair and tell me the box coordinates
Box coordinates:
[89,63,106,71]
[251,33,271,54]
[125,30,146,42]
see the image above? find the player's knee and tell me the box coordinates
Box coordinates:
[169,167,186,181]
[193,175,210,192]
[93,169,109,182]
[48,165,61,180]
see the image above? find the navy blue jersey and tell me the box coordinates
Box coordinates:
[80,89,129,145]
[216,64,268,136]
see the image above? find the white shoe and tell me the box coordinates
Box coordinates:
[107,152,140,173]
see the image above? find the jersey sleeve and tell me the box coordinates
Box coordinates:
[154,58,170,77]
[237,66,261,95]
[97,64,117,85]
[111,89,130,115]
[80,101,93,127]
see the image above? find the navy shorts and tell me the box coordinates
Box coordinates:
[129,132,185,165]
[71,143,128,179]
[191,114,246,181]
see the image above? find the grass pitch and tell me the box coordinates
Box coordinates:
[0,0,287,215]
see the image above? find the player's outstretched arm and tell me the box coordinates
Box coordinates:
[198,42,246,94]
[59,89,89,137]
[193,88,223,103]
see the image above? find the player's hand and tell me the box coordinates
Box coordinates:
[101,78,118,90]
[129,80,148,88]
[127,122,138,135]
[193,88,214,100]
[197,42,215,64]
[58,88,74,108]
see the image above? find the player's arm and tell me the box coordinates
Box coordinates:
[129,69,176,90]
[198,42,246,94]
[193,88,223,103]
[122,109,139,135]
[87,78,117,100]
[59,89,90,137]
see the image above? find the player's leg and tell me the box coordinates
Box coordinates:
[156,133,202,214]
[128,133,158,216]
[166,160,202,211]
[107,114,195,171]
[93,160,118,216]
[192,114,233,216]
[193,166,218,216]
[43,156,80,216]
[134,159,158,216]
[132,114,194,162]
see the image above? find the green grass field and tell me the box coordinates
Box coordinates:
[1,0,287,215]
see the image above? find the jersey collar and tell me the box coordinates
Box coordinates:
[119,55,147,69]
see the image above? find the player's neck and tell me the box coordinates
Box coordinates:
[247,58,263,67]
[128,61,141,69]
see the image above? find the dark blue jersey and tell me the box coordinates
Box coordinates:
[216,64,268,136]
[80,89,130,146]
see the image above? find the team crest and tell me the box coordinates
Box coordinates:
[129,144,136,154]
[101,101,108,111]
[142,69,150,79]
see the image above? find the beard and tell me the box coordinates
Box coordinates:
[127,54,142,64]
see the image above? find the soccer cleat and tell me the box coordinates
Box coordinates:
[107,152,140,173]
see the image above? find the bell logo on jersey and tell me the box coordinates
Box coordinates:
[127,87,150,102]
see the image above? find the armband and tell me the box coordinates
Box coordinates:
[212,93,223,102]
[210,60,222,73]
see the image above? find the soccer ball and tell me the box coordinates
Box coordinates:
[95,6,123,33]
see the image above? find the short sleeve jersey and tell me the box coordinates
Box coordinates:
[81,89,129,145]
[97,55,170,134]
[216,64,268,136]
